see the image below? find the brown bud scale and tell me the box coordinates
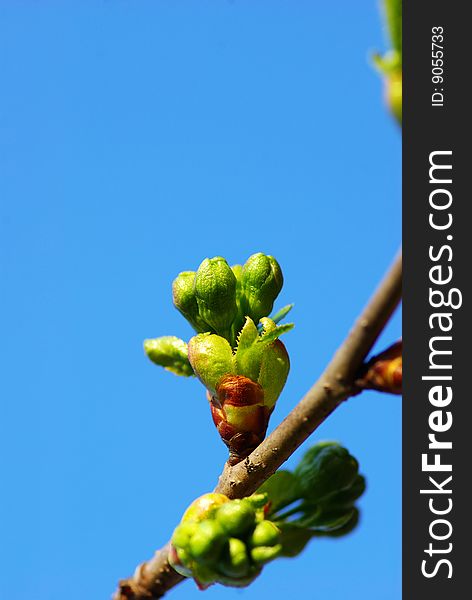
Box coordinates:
[208,375,272,465]
[358,340,402,395]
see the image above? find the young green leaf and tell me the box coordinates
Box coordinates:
[269,303,294,325]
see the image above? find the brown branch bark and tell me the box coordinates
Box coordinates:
[113,250,402,600]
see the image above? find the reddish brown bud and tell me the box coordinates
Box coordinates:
[357,340,402,395]
[209,375,271,465]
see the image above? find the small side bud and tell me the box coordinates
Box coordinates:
[194,257,238,339]
[241,253,283,324]
[357,340,402,394]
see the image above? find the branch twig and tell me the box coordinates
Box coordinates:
[113,250,402,600]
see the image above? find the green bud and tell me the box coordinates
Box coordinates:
[216,500,256,537]
[294,442,359,503]
[187,333,235,395]
[241,253,283,324]
[188,519,226,564]
[172,522,198,550]
[250,544,282,565]
[249,521,281,548]
[194,257,238,338]
[172,271,209,332]
[219,538,250,578]
[245,493,269,510]
[144,336,194,377]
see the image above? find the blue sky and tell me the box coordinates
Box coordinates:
[0,2,401,599]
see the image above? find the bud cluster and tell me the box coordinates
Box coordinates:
[168,443,366,588]
[144,253,293,463]
[258,441,366,557]
[188,317,291,464]
[290,441,365,530]
[169,493,282,589]
[172,253,285,344]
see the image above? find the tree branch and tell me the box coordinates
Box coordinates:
[113,250,402,600]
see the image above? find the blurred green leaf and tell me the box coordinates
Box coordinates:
[258,470,300,514]
[278,523,313,558]
[299,506,356,531]
[327,474,366,509]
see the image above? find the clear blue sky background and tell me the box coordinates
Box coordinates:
[0,2,401,599]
